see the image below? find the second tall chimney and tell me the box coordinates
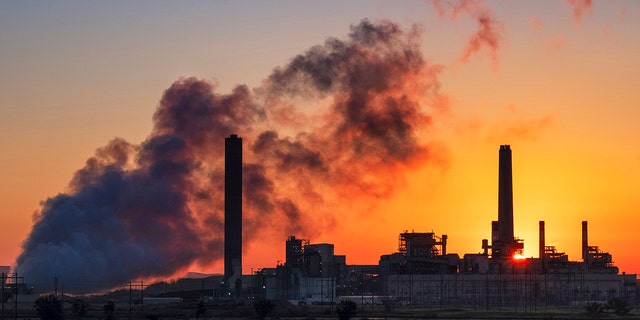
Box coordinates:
[498,145,514,243]
[225,134,243,287]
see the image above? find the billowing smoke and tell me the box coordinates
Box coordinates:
[15,19,444,293]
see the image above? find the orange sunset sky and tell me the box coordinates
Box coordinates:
[1,0,639,284]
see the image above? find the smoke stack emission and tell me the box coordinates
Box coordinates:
[14,19,445,293]
[566,0,593,24]
[224,134,242,286]
[430,0,504,68]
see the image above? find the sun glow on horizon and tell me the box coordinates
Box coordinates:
[513,253,527,260]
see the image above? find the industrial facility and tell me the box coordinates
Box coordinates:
[2,140,636,315]
[244,145,637,308]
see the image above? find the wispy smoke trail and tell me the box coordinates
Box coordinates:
[566,0,593,24]
[430,0,503,68]
[15,19,444,293]
[460,11,501,66]
[530,16,543,30]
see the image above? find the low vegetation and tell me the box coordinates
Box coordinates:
[336,299,358,320]
[253,299,276,320]
[34,294,64,320]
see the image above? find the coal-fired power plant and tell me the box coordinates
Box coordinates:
[9,20,635,312]
[224,134,243,288]
[260,144,636,307]
[6,137,636,310]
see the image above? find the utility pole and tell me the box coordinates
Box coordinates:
[126,281,145,320]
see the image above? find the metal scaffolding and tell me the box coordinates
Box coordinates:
[1,273,23,320]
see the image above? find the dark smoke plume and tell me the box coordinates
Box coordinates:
[15,19,444,293]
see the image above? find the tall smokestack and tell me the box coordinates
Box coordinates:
[539,221,545,259]
[582,220,588,262]
[498,145,514,244]
[442,234,448,256]
[225,134,243,286]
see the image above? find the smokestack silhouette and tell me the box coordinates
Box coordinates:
[491,145,523,259]
[582,220,588,261]
[498,145,514,244]
[539,220,545,259]
[225,134,242,286]
[14,19,444,293]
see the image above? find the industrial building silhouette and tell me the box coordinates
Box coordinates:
[240,145,637,309]
[223,140,635,307]
[4,138,635,315]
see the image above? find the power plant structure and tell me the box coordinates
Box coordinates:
[224,134,243,290]
[487,145,524,261]
[140,140,634,309]
[246,145,636,308]
[6,136,636,315]
[150,141,635,309]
